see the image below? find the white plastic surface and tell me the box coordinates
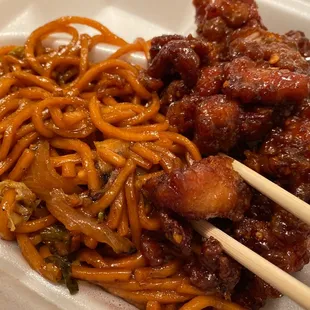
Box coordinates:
[0,0,309,309]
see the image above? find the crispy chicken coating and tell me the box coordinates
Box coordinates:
[239,107,274,142]
[143,156,251,221]
[167,95,241,154]
[229,26,310,74]
[286,30,310,58]
[147,35,210,88]
[159,210,193,256]
[234,214,310,273]
[194,0,310,74]
[160,80,189,110]
[167,94,289,154]
[239,104,293,143]
[140,233,164,267]
[193,95,241,154]
[223,57,310,105]
[245,100,310,201]
[194,0,264,62]
[194,0,263,41]
[195,64,225,97]
[166,95,198,136]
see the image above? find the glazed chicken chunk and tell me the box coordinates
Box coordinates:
[143,156,251,221]
[223,57,310,105]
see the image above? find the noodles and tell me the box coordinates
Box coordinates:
[89,96,159,141]
[71,266,132,282]
[179,296,244,310]
[45,189,133,253]
[138,196,161,231]
[50,138,100,191]
[78,249,146,269]
[16,233,60,282]
[8,148,35,181]
[88,159,136,215]
[134,260,182,282]
[106,190,125,229]
[15,215,57,233]
[125,173,141,249]
[101,287,193,304]
[0,16,243,310]
[146,301,161,310]
[102,278,188,291]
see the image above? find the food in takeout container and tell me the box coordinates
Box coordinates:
[0,0,310,310]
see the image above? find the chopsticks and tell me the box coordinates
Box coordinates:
[192,220,310,310]
[231,158,310,226]
[192,156,310,310]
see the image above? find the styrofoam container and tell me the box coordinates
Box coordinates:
[0,0,309,309]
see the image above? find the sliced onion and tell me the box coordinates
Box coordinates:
[23,141,81,199]
[46,189,133,254]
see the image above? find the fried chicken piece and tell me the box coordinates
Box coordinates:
[245,191,274,222]
[245,101,310,201]
[166,95,198,136]
[159,210,193,256]
[167,95,241,154]
[184,257,220,292]
[194,0,263,42]
[239,104,294,143]
[140,233,164,267]
[286,30,310,58]
[193,95,241,155]
[271,208,310,245]
[147,35,210,88]
[184,242,241,294]
[193,0,263,62]
[233,271,281,310]
[137,70,163,92]
[239,107,274,142]
[223,57,310,104]
[167,93,295,154]
[234,218,281,253]
[200,237,241,292]
[233,207,310,308]
[234,214,310,273]
[229,26,310,74]
[149,34,185,59]
[245,100,310,172]
[160,80,189,110]
[143,156,251,221]
[298,97,310,118]
[195,64,225,97]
